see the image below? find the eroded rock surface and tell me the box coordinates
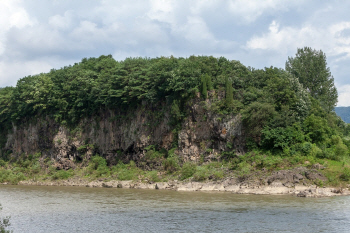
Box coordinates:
[3,94,244,165]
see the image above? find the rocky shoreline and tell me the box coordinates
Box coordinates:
[16,166,350,198]
[16,178,349,197]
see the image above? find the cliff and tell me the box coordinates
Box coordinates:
[3,93,244,168]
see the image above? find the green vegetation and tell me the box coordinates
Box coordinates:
[0,48,350,187]
[286,47,338,112]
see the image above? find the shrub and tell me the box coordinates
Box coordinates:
[180,162,197,180]
[193,166,209,181]
[211,170,224,180]
[90,155,107,170]
[308,144,323,157]
[51,170,73,180]
[340,167,350,181]
[334,143,348,158]
[145,171,160,182]
[0,169,26,184]
[113,162,139,180]
[163,156,179,173]
[0,160,6,167]
[237,161,251,176]
[117,169,136,180]
[300,142,313,155]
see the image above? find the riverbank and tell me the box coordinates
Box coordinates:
[2,152,350,197]
[16,166,350,197]
[17,178,350,197]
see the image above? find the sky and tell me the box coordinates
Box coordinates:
[1,0,350,106]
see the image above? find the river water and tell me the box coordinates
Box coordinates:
[0,185,350,232]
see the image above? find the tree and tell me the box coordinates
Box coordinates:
[205,74,213,91]
[200,75,207,99]
[285,47,337,112]
[225,77,233,107]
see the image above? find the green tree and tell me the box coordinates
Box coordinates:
[242,102,276,144]
[201,75,208,99]
[285,47,337,112]
[225,77,233,108]
[205,74,213,91]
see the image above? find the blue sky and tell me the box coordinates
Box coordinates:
[1,0,350,106]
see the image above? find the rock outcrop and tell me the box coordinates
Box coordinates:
[18,176,349,198]
[2,94,244,165]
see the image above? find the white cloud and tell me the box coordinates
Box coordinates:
[246,21,327,54]
[247,20,350,58]
[48,10,74,29]
[0,0,36,55]
[329,22,350,61]
[148,0,176,24]
[182,16,215,42]
[227,0,303,23]
[337,84,350,107]
[0,0,35,29]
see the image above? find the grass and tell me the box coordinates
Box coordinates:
[0,150,350,188]
[320,157,350,187]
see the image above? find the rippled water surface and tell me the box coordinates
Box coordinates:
[1,185,350,232]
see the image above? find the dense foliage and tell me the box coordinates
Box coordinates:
[286,47,338,112]
[0,50,349,161]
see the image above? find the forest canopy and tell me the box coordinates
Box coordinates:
[0,50,348,157]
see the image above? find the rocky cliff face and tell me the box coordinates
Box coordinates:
[2,94,245,166]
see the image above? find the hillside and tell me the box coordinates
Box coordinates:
[1,50,350,190]
[335,107,350,123]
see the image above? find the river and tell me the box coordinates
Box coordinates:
[1,185,350,232]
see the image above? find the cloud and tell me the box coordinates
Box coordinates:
[329,21,350,60]
[247,20,350,58]
[227,0,305,24]
[0,0,36,55]
[337,85,350,107]
[246,21,328,54]
[48,10,74,30]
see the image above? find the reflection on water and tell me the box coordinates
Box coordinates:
[1,185,350,232]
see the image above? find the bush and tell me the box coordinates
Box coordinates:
[113,161,139,180]
[51,170,73,180]
[300,142,312,155]
[308,144,323,157]
[318,144,347,161]
[334,143,348,158]
[340,167,350,181]
[193,166,209,181]
[90,155,107,170]
[237,161,251,176]
[211,170,224,180]
[163,156,179,173]
[117,169,136,180]
[30,162,41,175]
[0,169,26,184]
[145,171,160,182]
[86,155,109,177]
[180,162,197,180]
